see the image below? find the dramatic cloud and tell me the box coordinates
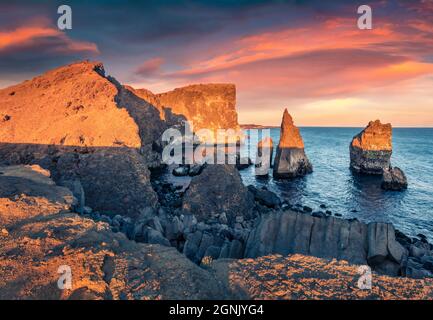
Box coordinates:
[1,0,433,126]
[135,58,164,77]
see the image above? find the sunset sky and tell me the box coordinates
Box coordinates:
[1,0,433,126]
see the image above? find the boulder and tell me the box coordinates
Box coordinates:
[189,163,205,176]
[182,164,254,225]
[248,185,281,208]
[350,120,392,174]
[273,109,312,178]
[255,137,273,176]
[381,167,408,191]
[173,165,190,176]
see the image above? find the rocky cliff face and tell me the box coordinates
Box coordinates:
[244,209,433,277]
[255,137,273,176]
[350,120,392,174]
[0,165,226,299]
[132,84,240,139]
[350,120,408,190]
[0,61,167,217]
[273,109,312,178]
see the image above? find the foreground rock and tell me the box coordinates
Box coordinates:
[273,109,312,178]
[255,137,273,176]
[0,61,165,217]
[350,120,392,175]
[381,167,408,191]
[211,254,433,299]
[132,84,240,138]
[0,165,225,299]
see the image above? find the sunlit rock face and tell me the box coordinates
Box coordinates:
[133,84,241,143]
[0,61,166,216]
[273,109,312,178]
[350,120,392,175]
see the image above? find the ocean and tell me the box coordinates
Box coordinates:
[240,127,433,240]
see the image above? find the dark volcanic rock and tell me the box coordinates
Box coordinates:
[0,61,166,217]
[182,164,254,225]
[381,167,408,191]
[244,210,408,276]
[248,185,281,208]
[350,120,392,175]
[273,109,312,178]
[255,137,273,176]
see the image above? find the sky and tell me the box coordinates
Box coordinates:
[1,0,433,127]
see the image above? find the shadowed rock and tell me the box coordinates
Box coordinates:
[182,164,254,225]
[0,165,226,300]
[382,167,408,191]
[350,120,392,174]
[255,137,273,176]
[273,109,312,178]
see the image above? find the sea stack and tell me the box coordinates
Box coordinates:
[350,120,392,175]
[273,109,312,178]
[255,137,273,176]
[381,167,408,191]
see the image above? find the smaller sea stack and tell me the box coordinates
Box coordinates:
[381,167,408,191]
[350,120,392,175]
[273,109,312,178]
[255,137,273,176]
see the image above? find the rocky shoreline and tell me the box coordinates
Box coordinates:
[0,61,430,300]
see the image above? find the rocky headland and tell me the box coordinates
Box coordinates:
[273,109,313,178]
[0,61,430,300]
[350,120,408,190]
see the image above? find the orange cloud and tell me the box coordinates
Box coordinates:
[0,20,99,54]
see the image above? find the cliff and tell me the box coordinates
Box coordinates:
[0,61,167,216]
[132,84,240,134]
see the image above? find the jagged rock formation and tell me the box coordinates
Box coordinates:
[382,167,408,191]
[0,61,167,217]
[350,120,392,175]
[182,164,255,225]
[0,165,226,299]
[273,109,312,178]
[255,137,273,176]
